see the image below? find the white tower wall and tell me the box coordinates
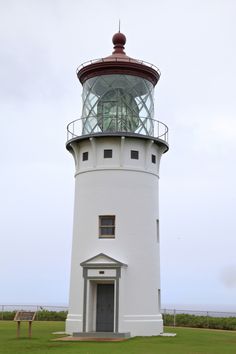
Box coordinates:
[66,136,166,336]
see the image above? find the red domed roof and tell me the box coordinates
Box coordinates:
[77,32,160,86]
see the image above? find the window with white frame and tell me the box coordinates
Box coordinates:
[99,215,115,238]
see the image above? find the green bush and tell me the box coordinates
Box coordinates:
[1,310,68,321]
[1,311,16,320]
[37,310,67,321]
[163,313,236,331]
[2,310,236,330]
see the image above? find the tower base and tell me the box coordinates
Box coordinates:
[66,314,83,335]
[120,314,163,337]
[65,314,163,337]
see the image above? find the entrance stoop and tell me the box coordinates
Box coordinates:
[73,332,130,339]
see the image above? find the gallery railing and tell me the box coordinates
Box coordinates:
[77,57,161,76]
[67,116,168,144]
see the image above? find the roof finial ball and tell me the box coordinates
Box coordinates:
[112,32,126,54]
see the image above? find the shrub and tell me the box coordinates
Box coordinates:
[162,313,236,331]
[1,310,68,321]
[36,310,67,321]
[2,311,16,320]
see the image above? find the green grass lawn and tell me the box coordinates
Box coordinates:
[1,321,236,354]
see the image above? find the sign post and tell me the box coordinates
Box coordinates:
[14,311,36,338]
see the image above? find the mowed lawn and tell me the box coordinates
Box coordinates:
[1,321,236,354]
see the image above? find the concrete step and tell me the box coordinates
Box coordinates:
[73,331,130,338]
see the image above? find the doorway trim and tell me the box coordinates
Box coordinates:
[80,253,127,333]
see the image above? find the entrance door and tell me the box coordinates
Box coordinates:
[96,284,114,332]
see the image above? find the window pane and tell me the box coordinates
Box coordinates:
[101,217,114,226]
[152,154,156,164]
[131,150,139,159]
[104,149,112,158]
[101,227,114,235]
[156,219,159,243]
[82,152,88,161]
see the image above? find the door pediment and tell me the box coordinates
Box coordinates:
[80,253,127,268]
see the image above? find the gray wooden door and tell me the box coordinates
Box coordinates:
[96,284,114,332]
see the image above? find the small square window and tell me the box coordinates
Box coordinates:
[104,149,112,158]
[156,219,159,243]
[152,154,156,164]
[99,215,115,238]
[82,152,88,161]
[131,150,139,159]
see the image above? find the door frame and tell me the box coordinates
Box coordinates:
[80,253,127,333]
[82,271,120,333]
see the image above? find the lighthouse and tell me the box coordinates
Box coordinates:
[65,32,168,337]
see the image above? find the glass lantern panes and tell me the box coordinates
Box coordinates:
[81,74,154,136]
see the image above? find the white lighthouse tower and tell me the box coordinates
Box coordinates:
[65,32,168,338]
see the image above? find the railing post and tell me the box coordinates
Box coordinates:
[206,311,209,328]
[163,308,166,325]
[1,305,3,320]
[173,309,176,327]
[36,306,39,321]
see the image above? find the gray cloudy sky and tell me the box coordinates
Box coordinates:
[1,0,236,311]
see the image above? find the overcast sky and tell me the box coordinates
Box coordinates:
[1,0,236,311]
